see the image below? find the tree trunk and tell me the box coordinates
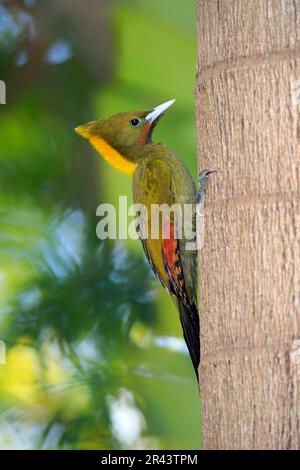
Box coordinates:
[196,0,300,449]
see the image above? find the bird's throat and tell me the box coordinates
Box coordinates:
[89,135,137,176]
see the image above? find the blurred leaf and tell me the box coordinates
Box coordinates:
[0,0,199,450]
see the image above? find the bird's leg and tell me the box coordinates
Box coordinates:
[196,170,216,209]
[195,170,216,250]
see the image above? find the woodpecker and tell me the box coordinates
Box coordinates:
[75,100,212,380]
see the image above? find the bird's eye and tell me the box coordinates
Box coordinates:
[130,118,140,127]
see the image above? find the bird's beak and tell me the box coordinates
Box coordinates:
[145,99,176,124]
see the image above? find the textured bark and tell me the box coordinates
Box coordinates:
[196,0,300,449]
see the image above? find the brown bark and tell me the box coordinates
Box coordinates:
[196,0,300,449]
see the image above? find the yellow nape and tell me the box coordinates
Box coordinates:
[75,126,136,176]
[89,136,137,176]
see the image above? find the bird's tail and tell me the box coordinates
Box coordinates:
[176,299,200,381]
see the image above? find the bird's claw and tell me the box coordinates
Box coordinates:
[198,169,216,185]
[196,169,216,205]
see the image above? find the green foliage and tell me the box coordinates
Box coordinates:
[0,0,199,449]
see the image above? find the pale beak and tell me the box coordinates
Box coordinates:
[145,99,176,124]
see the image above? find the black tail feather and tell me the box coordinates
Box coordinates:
[177,300,200,381]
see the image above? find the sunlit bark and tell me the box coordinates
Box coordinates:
[196,0,300,449]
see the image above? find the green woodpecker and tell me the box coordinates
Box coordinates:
[75,100,212,380]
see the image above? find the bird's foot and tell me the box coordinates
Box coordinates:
[196,169,216,206]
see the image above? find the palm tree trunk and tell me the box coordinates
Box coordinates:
[196,0,300,449]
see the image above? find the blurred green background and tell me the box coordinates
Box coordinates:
[0,0,199,449]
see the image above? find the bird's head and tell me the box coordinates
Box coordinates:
[75,99,175,176]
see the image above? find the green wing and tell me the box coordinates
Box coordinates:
[133,158,174,291]
[133,158,200,378]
